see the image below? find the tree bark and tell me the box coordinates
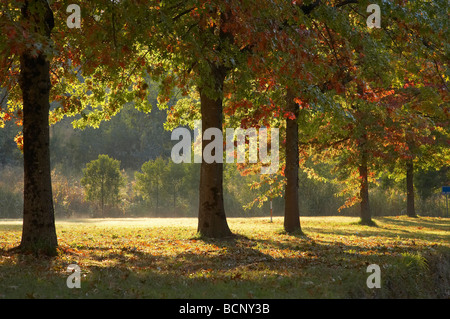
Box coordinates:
[18,0,57,255]
[197,64,232,238]
[359,143,372,225]
[284,89,301,233]
[406,158,417,217]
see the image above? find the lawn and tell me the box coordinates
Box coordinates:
[0,216,449,299]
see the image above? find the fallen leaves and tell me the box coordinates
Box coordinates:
[0,216,448,298]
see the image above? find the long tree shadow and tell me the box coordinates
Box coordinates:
[377,216,450,233]
[301,218,449,243]
[188,233,278,271]
[2,217,449,298]
[1,229,449,299]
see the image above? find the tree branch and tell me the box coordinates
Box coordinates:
[173,7,195,22]
[335,0,359,8]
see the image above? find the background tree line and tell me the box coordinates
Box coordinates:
[1,81,447,219]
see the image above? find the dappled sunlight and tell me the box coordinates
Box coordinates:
[1,216,449,298]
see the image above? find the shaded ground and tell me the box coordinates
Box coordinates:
[0,216,449,298]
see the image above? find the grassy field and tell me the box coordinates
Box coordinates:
[0,216,449,299]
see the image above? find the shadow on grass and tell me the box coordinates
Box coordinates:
[350,219,379,227]
[300,217,449,243]
[378,216,450,233]
[1,217,450,298]
[276,228,309,238]
[1,230,449,299]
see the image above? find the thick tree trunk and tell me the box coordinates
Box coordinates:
[359,146,372,225]
[18,0,57,255]
[284,89,301,233]
[197,64,232,238]
[406,159,417,217]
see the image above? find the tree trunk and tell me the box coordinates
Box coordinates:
[406,159,417,217]
[284,89,301,233]
[359,145,372,225]
[18,0,57,255]
[197,64,232,238]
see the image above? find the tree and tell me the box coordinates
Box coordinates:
[367,0,450,217]
[1,0,153,254]
[7,0,58,255]
[134,157,192,213]
[153,0,280,237]
[287,0,449,225]
[134,157,167,213]
[284,89,301,232]
[163,160,188,210]
[81,154,125,217]
[221,0,385,228]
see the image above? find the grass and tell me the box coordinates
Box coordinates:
[0,216,449,299]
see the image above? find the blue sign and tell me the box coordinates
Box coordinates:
[443,186,450,194]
